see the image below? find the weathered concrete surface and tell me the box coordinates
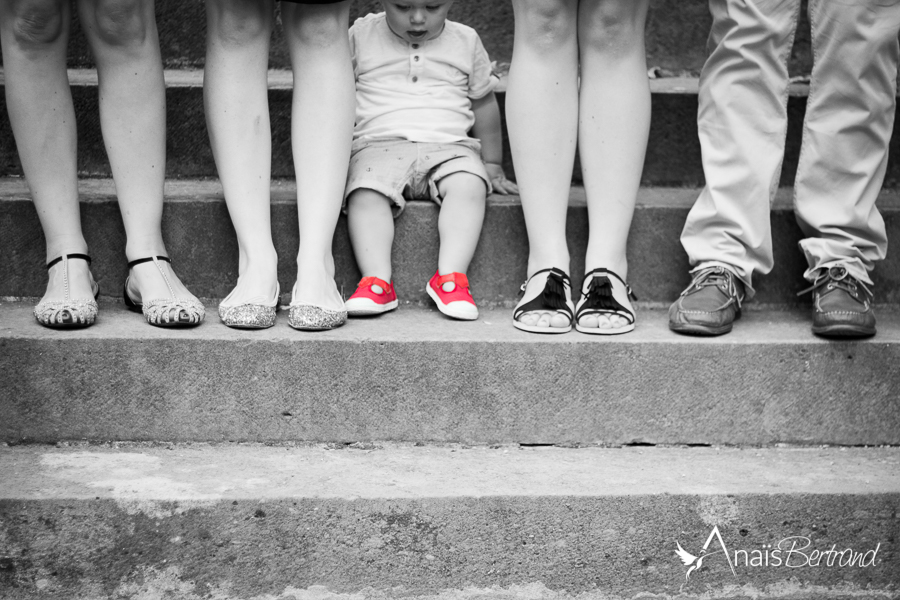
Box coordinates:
[0,445,898,599]
[16,0,815,76]
[1,303,899,445]
[5,73,900,188]
[3,179,900,305]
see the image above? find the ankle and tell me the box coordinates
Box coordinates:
[45,242,90,263]
[527,256,570,278]
[238,246,278,273]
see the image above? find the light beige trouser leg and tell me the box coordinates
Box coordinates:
[795,0,900,285]
[681,0,900,295]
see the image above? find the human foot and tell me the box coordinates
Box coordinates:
[346,276,398,317]
[287,259,347,330]
[290,259,345,312]
[221,250,279,307]
[124,256,204,327]
[512,268,574,334]
[34,254,99,328]
[802,265,876,338]
[574,268,636,335]
[668,266,743,336]
[426,271,478,320]
[218,259,280,329]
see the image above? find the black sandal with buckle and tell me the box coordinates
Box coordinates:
[512,267,574,334]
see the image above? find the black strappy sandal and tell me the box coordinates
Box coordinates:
[512,267,574,334]
[574,268,637,335]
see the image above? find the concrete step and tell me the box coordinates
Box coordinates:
[47,0,812,76]
[3,179,900,306]
[4,71,899,189]
[1,444,897,599]
[2,301,899,445]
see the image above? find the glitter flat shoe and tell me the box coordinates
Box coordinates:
[123,256,205,328]
[287,303,347,331]
[218,283,279,329]
[34,253,99,329]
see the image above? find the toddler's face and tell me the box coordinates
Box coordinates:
[381,0,454,43]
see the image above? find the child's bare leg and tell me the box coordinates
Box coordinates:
[0,0,95,301]
[347,189,395,287]
[281,1,354,309]
[507,0,578,330]
[436,172,486,288]
[577,0,650,330]
[78,0,197,302]
[204,0,278,305]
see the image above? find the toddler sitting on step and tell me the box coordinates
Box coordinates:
[343,0,517,321]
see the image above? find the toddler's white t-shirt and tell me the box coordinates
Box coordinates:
[349,12,499,144]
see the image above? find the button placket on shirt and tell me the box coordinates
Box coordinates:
[409,42,422,83]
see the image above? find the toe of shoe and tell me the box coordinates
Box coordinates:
[668,300,735,334]
[812,310,876,337]
[440,301,478,320]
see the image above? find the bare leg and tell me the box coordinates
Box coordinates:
[577,0,649,330]
[507,0,578,330]
[78,0,198,304]
[281,1,354,309]
[436,172,487,286]
[0,0,95,301]
[346,189,394,285]
[204,0,279,306]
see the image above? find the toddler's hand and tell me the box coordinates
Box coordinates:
[486,163,519,195]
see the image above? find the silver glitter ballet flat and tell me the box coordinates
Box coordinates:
[123,256,205,328]
[34,254,99,329]
[288,303,347,331]
[218,283,279,329]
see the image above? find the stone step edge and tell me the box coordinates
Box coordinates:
[3,303,898,446]
[0,69,821,97]
[3,178,900,211]
[4,303,900,343]
[2,445,898,499]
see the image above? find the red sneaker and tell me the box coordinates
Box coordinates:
[426,271,478,320]
[345,276,398,316]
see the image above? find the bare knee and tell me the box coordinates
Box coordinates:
[579,0,647,56]
[206,0,272,47]
[8,0,67,47]
[512,0,577,49]
[439,172,488,201]
[284,3,350,50]
[89,0,151,47]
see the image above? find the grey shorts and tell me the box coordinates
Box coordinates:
[344,138,492,216]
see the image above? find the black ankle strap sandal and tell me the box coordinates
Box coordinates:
[512,267,574,334]
[47,253,92,269]
[127,255,171,269]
